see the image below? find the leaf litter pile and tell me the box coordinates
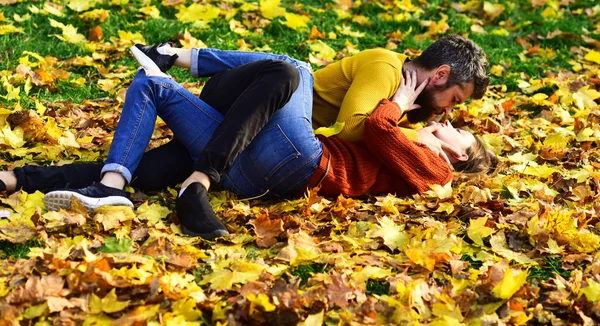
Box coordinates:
[1,0,600,325]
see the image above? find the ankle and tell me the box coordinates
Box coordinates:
[0,171,17,193]
[182,172,211,191]
[100,172,126,189]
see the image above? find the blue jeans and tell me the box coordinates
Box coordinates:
[102,49,322,199]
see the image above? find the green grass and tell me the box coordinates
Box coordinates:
[0,239,42,259]
[528,257,572,281]
[1,0,598,107]
[366,279,390,296]
[290,263,330,287]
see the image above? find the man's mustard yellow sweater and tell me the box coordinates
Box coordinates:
[312,48,418,142]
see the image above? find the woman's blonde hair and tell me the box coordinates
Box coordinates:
[452,135,497,174]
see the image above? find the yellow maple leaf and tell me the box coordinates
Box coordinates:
[489,232,534,264]
[573,86,600,110]
[179,30,207,49]
[314,121,345,137]
[580,279,600,303]
[544,209,577,237]
[176,3,220,25]
[49,19,86,44]
[569,232,600,253]
[298,310,324,326]
[492,268,528,299]
[522,163,558,179]
[467,217,494,247]
[2,125,25,149]
[490,64,504,76]
[171,297,202,321]
[584,50,600,64]
[67,0,95,12]
[367,216,409,250]
[78,9,109,22]
[0,24,24,35]
[139,5,161,18]
[230,261,265,284]
[282,12,310,31]
[247,293,276,314]
[199,268,234,290]
[351,266,393,286]
[136,202,170,226]
[93,206,135,231]
[275,231,321,265]
[116,30,145,45]
[260,0,287,19]
[1,81,20,101]
[335,25,365,37]
[89,289,130,314]
[425,182,453,199]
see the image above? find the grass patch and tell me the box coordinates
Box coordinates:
[366,279,390,296]
[528,257,571,281]
[0,239,43,259]
[461,254,484,270]
[290,263,330,287]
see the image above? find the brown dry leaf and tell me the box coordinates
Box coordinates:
[5,274,67,304]
[531,0,547,8]
[139,237,196,268]
[249,213,284,248]
[325,271,355,308]
[0,223,37,244]
[89,25,103,42]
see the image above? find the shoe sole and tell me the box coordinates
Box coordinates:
[130,45,164,73]
[181,224,229,240]
[44,191,134,212]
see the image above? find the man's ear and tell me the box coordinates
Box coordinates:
[430,65,451,86]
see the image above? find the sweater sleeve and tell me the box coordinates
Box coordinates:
[335,61,402,142]
[363,99,453,194]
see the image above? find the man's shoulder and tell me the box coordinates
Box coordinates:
[352,48,407,65]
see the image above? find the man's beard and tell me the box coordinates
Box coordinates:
[405,85,447,124]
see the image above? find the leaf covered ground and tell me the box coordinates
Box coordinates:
[1,0,600,325]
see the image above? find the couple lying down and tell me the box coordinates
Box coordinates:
[0,37,494,240]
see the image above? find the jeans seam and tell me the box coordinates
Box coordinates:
[118,83,151,175]
[267,148,321,198]
[174,86,221,123]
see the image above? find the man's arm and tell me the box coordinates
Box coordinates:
[334,61,401,142]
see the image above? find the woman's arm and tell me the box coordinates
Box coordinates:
[363,99,453,194]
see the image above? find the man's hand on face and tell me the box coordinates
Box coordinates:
[415,124,463,168]
[392,68,429,113]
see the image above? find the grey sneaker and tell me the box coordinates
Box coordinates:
[44,182,133,211]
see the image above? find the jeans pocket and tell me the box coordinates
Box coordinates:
[247,124,301,181]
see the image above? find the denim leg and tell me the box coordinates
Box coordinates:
[221,66,322,199]
[193,60,300,184]
[191,48,311,77]
[102,70,223,183]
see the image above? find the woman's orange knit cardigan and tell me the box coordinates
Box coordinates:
[314,99,453,197]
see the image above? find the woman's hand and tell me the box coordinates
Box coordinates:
[416,123,462,169]
[392,69,429,113]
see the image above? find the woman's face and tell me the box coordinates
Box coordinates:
[431,121,476,162]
